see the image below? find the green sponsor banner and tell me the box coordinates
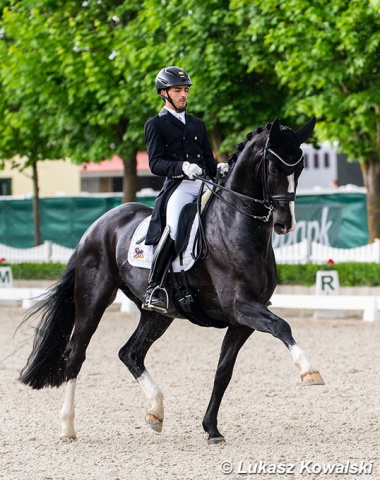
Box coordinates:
[272,192,368,249]
[0,196,156,249]
[0,192,369,249]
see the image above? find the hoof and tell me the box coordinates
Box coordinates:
[208,436,226,446]
[60,435,77,442]
[301,371,325,385]
[146,413,163,433]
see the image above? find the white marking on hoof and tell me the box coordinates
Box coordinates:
[290,344,312,374]
[301,371,325,385]
[137,370,164,432]
[60,379,77,440]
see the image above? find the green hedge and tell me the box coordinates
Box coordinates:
[2,262,380,287]
[3,263,66,280]
[277,263,380,286]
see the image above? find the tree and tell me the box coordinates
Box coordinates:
[232,0,380,241]
[0,0,166,212]
[0,3,71,244]
[0,0,290,230]
[137,0,289,159]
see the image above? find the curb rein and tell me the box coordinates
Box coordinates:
[191,136,301,261]
[195,137,296,223]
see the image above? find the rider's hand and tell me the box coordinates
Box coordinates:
[217,162,229,177]
[182,161,203,180]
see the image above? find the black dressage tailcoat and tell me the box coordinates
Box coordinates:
[144,108,217,245]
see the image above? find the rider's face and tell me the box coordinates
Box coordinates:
[162,85,189,110]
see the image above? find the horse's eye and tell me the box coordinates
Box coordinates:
[268,164,278,175]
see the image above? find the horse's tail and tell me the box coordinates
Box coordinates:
[19,250,77,390]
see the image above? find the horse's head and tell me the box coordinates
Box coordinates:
[219,117,315,235]
[264,117,315,234]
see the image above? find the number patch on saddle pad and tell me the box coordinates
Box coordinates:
[128,216,198,272]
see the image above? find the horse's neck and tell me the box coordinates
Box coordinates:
[209,190,273,244]
[227,158,263,199]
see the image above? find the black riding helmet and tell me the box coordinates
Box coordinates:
[155,66,192,113]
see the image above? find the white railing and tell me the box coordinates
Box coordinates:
[273,239,311,264]
[274,239,380,264]
[1,239,380,264]
[0,241,74,263]
[309,239,380,264]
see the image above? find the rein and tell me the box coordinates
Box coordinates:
[195,137,300,222]
[191,130,302,260]
[194,175,274,222]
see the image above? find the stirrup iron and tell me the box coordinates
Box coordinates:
[143,285,169,313]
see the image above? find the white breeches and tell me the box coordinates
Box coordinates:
[166,179,203,240]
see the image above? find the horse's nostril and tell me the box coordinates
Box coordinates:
[274,223,289,235]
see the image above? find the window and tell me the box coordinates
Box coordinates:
[112,177,123,192]
[314,153,319,169]
[0,178,11,195]
[324,152,330,168]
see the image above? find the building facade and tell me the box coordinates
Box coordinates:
[0,144,364,198]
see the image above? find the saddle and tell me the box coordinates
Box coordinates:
[128,187,214,272]
[128,185,228,326]
[127,211,199,273]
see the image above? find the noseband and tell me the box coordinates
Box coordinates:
[261,137,304,205]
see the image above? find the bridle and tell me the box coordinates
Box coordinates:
[192,135,304,261]
[196,136,304,223]
[262,138,304,205]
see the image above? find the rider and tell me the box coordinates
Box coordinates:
[142,66,229,313]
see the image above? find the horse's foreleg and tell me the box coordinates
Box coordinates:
[236,300,325,385]
[60,379,77,440]
[203,325,253,445]
[118,310,173,433]
[289,344,325,385]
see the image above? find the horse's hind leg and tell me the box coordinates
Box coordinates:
[60,379,77,439]
[60,278,118,440]
[118,310,173,433]
[202,325,253,445]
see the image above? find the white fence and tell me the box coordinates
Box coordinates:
[274,239,380,264]
[1,239,380,264]
[0,241,74,263]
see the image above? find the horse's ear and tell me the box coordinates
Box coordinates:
[268,118,281,145]
[295,117,316,145]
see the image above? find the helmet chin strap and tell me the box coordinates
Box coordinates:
[160,90,187,113]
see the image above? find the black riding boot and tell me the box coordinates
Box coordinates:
[142,228,175,313]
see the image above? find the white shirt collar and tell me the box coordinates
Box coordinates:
[164,106,186,124]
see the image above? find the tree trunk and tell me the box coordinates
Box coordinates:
[122,150,138,203]
[31,161,41,246]
[210,124,228,163]
[360,156,380,242]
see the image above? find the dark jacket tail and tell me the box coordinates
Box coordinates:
[19,251,77,389]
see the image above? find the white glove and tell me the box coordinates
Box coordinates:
[217,162,229,177]
[182,161,203,180]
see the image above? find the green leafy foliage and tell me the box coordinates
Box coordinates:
[1,0,380,238]
[5,262,66,280]
[4,262,380,287]
[277,263,380,287]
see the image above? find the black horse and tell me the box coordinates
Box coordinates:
[19,118,324,445]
